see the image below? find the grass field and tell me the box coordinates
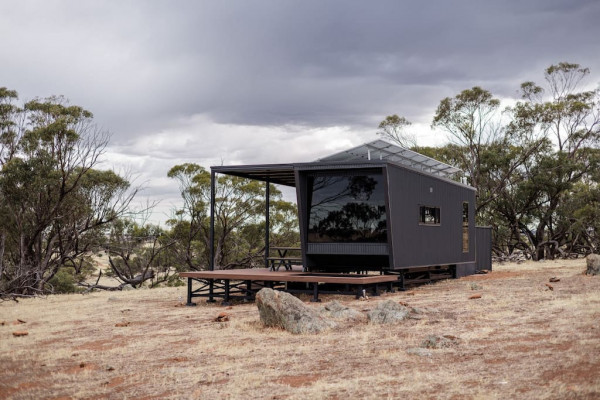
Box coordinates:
[1,258,599,399]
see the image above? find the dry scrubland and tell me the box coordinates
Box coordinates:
[1,259,599,399]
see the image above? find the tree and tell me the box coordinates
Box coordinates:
[507,63,600,259]
[0,89,137,297]
[431,86,547,221]
[376,114,417,149]
[167,163,299,270]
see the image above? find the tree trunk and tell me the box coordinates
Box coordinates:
[0,232,5,279]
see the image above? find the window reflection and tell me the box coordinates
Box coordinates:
[308,174,387,243]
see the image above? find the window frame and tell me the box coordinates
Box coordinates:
[418,205,441,226]
[462,201,469,253]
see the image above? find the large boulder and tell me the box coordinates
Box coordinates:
[367,300,410,324]
[255,288,336,334]
[586,254,600,276]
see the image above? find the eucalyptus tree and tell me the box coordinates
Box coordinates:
[167,163,298,270]
[0,89,136,297]
[507,63,600,259]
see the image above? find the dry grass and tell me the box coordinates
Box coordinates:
[1,258,599,399]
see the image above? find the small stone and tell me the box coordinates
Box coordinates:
[320,301,364,322]
[549,277,560,282]
[106,366,115,371]
[12,331,28,337]
[405,291,415,296]
[420,334,460,349]
[545,283,554,291]
[406,347,432,357]
[469,293,482,299]
[215,312,230,322]
[115,321,130,327]
[79,362,86,368]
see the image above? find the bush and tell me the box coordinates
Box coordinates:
[166,274,186,287]
[47,268,82,294]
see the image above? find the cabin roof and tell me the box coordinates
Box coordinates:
[211,140,464,187]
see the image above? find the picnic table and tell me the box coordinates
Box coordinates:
[267,246,303,271]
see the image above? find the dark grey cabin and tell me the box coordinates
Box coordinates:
[210,140,491,278]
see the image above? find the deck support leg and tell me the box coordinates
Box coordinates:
[372,284,380,297]
[356,284,364,299]
[311,283,321,302]
[222,279,230,306]
[398,273,406,291]
[207,280,216,303]
[186,277,196,306]
[245,280,252,301]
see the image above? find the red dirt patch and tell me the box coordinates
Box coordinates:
[277,374,320,387]
[461,270,523,281]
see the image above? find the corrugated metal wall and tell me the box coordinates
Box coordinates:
[386,164,477,269]
[476,226,493,271]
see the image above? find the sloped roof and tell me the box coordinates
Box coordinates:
[317,139,461,178]
[211,140,462,186]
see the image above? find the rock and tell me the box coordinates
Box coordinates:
[586,254,600,276]
[12,331,28,337]
[255,288,336,334]
[405,291,415,296]
[320,300,365,322]
[545,283,554,291]
[215,312,230,322]
[549,277,560,282]
[121,284,134,291]
[115,321,130,327]
[367,300,410,324]
[420,334,460,349]
[406,347,432,357]
[469,293,482,299]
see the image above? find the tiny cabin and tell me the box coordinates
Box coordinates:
[210,140,491,279]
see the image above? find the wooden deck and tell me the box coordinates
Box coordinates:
[179,268,400,304]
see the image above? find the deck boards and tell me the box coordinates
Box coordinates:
[179,268,399,284]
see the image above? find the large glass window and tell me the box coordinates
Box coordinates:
[308,173,387,243]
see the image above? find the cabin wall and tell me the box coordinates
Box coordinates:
[386,164,476,269]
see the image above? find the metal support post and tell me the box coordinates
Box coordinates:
[209,170,216,271]
[222,279,230,306]
[207,280,216,303]
[186,277,196,306]
[311,282,321,302]
[264,179,270,269]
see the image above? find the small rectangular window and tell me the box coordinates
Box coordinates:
[419,206,440,225]
[462,202,469,252]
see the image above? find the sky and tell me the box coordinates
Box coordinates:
[1,0,599,225]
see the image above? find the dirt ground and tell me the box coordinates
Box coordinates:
[1,258,599,399]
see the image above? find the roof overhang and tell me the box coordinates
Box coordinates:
[212,164,297,187]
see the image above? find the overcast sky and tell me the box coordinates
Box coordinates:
[1,0,599,224]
